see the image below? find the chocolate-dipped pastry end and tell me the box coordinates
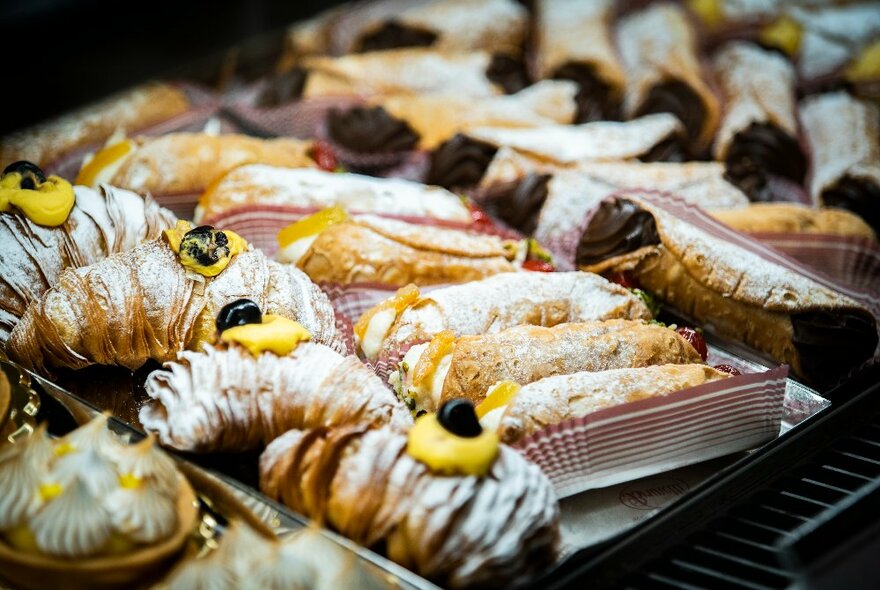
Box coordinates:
[553,62,621,123]
[257,67,309,107]
[635,80,706,149]
[479,173,550,235]
[792,310,878,390]
[724,122,807,202]
[486,53,531,95]
[356,21,438,53]
[822,175,880,236]
[426,134,498,190]
[327,106,420,156]
[575,198,661,267]
[638,132,690,163]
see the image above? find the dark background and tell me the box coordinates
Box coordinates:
[0,0,345,135]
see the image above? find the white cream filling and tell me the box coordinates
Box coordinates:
[389,344,453,413]
[479,405,507,434]
[276,234,318,264]
[360,307,398,360]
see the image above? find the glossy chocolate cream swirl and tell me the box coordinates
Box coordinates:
[553,62,620,122]
[356,21,438,53]
[635,80,705,149]
[724,122,807,202]
[480,173,550,234]
[327,106,421,155]
[257,67,308,107]
[822,176,880,236]
[425,134,498,190]
[575,199,661,267]
[486,53,531,94]
[792,310,878,390]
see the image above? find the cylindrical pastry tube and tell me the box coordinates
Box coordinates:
[618,2,721,151]
[1,185,176,343]
[285,214,519,286]
[800,91,880,235]
[576,197,878,388]
[712,42,806,201]
[487,364,731,443]
[711,203,877,239]
[390,320,703,413]
[140,343,412,452]
[533,0,627,121]
[356,271,653,361]
[259,425,559,590]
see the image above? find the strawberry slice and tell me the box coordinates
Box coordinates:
[467,203,495,228]
[606,271,640,290]
[676,327,708,361]
[522,259,555,272]
[312,141,339,171]
[713,364,742,376]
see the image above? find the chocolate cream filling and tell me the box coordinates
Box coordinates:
[822,175,880,236]
[792,310,878,390]
[486,53,531,95]
[327,106,421,154]
[638,132,690,163]
[724,122,807,202]
[552,62,621,123]
[257,67,308,107]
[479,173,551,234]
[356,21,438,53]
[426,134,498,190]
[575,198,660,267]
[635,80,706,150]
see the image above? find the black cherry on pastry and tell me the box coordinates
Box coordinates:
[216,299,262,334]
[437,399,483,438]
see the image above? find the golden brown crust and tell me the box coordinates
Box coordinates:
[0,84,190,168]
[441,320,702,404]
[297,218,516,286]
[108,133,315,196]
[711,204,877,239]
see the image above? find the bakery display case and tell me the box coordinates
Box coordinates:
[1,0,879,588]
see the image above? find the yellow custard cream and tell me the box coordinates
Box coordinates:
[221,315,312,356]
[354,284,421,359]
[406,413,499,477]
[0,164,75,227]
[164,220,248,277]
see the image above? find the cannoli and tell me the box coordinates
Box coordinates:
[711,203,877,239]
[712,42,806,201]
[576,196,878,388]
[277,209,520,286]
[281,0,528,58]
[7,221,343,374]
[800,91,880,234]
[0,162,176,343]
[140,300,410,452]
[390,320,704,414]
[618,3,721,151]
[0,83,189,168]
[259,409,559,589]
[477,162,749,238]
[75,132,315,199]
[427,113,687,190]
[483,364,732,444]
[325,80,578,160]
[195,166,472,225]
[354,271,652,361]
[533,0,627,121]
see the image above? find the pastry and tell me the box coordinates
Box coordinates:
[576,196,878,388]
[389,320,704,414]
[0,415,198,590]
[0,83,190,168]
[532,0,626,121]
[75,132,315,201]
[482,364,732,444]
[324,79,579,157]
[711,203,877,239]
[277,209,521,286]
[195,166,472,226]
[712,42,806,201]
[427,113,688,190]
[140,298,411,452]
[0,370,9,440]
[7,221,343,374]
[281,0,528,58]
[477,162,749,238]
[800,91,880,235]
[259,402,559,589]
[354,271,653,361]
[618,2,721,152]
[0,162,176,343]
[163,520,389,590]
